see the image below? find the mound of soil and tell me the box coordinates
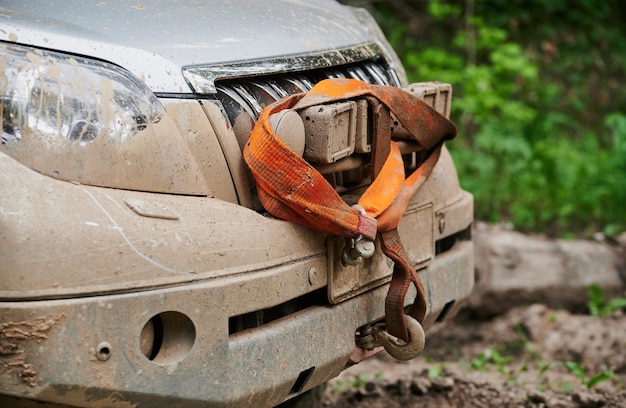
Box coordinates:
[323,304,626,407]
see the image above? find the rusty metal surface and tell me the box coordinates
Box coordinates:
[0,314,66,387]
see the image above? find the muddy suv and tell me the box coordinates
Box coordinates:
[0,1,473,407]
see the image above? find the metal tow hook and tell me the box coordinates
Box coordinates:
[371,316,426,361]
[341,235,376,266]
[341,204,376,266]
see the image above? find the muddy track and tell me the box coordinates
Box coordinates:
[322,304,626,407]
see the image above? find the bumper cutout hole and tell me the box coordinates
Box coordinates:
[140,311,196,365]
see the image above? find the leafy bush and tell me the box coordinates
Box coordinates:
[344,0,626,236]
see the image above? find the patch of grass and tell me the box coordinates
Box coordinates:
[469,347,523,387]
[587,284,626,317]
[513,323,552,390]
[470,348,514,372]
[560,361,614,389]
[467,321,617,392]
[427,363,445,380]
[560,382,576,393]
[511,321,616,392]
[331,372,383,394]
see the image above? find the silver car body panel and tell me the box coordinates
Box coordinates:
[0,0,383,93]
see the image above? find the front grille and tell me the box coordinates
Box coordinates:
[216,59,398,124]
[213,58,401,201]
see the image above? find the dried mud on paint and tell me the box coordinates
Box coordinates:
[0,314,65,386]
[323,305,626,407]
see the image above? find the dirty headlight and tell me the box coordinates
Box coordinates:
[0,42,205,195]
[1,42,162,146]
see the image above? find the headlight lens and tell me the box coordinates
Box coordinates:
[0,42,207,195]
[1,43,163,147]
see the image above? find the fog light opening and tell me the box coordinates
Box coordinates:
[140,311,196,365]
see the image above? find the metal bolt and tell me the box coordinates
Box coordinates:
[353,239,375,258]
[341,236,376,267]
[438,214,446,234]
[341,250,361,266]
[96,342,112,361]
[307,267,317,285]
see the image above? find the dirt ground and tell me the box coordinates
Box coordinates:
[322,304,626,407]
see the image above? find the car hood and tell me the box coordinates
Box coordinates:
[0,0,373,93]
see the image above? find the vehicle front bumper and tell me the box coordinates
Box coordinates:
[0,148,473,407]
[0,240,472,408]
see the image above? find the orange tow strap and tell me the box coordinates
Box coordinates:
[244,78,457,342]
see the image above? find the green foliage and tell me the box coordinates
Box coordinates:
[427,364,444,380]
[512,323,551,390]
[331,372,382,394]
[587,371,615,389]
[463,321,616,391]
[468,347,518,387]
[560,361,614,389]
[470,348,514,372]
[360,0,626,236]
[587,284,626,317]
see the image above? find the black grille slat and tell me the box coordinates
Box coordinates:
[232,84,264,115]
[347,66,370,83]
[364,63,389,85]
[298,76,315,91]
[246,81,283,110]
[267,81,290,98]
[327,70,347,79]
[215,85,257,121]
[279,78,310,94]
